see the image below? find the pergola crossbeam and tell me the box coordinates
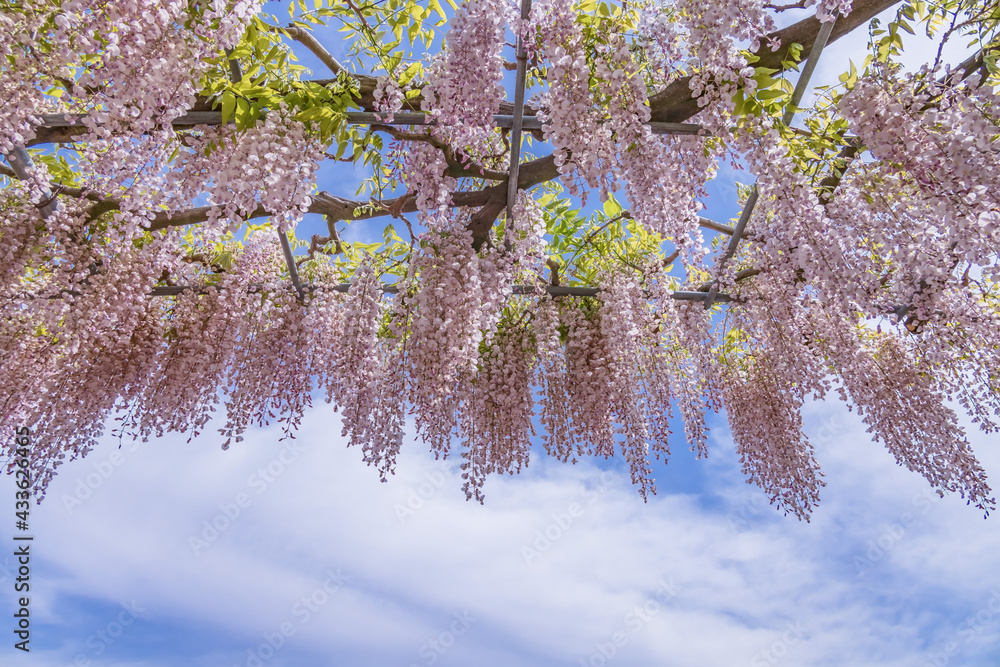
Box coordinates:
[146,282,731,302]
[34,111,706,137]
[3,147,59,219]
[505,0,533,228]
[704,11,838,308]
[19,10,848,312]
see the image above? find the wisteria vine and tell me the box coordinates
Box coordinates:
[2,0,999,520]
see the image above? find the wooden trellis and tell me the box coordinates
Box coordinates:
[7,9,843,306]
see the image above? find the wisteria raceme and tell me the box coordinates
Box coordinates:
[0,7,46,154]
[3,232,174,491]
[325,260,404,478]
[534,297,577,464]
[720,276,832,518]
[0,186,52,297]
[562,303,618,461]
[677,0,774,112]
[532,0,618,201]
[373,75,406,123]
[356,340,409,480]
[478,193,549,340]
[649,275,719,458]
[721,354,825,522]
[507,192,549,273]
[327,260,381,421]
[3,0,262,208]
[308,258,406,480]
[399,140,456,215]
[3,0,999,520]
[622,131,714,269]
[421,0,513,157]
[166,106,323,233]
[598,273,656,498]
[720,106,996,513]
[131,279,248,442]
[908,288,1000,435]
[71,0,244,133]
[815,0,853,22]
[727,113,871,313]
[189,232,313,447]
[478,244,517,341]
[216,287,314,447]
[404,212,485,457]
[635,0,685,89]
[594,33,712,265]
[802,300,993,511]
[459,316,535,502]
[839,63,1000,288]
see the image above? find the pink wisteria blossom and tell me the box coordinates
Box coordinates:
[2,0,997,520]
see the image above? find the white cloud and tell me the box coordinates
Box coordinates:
[4,391,1000,667]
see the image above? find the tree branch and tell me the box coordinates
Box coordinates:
[269,23,347,75]
[374,124,509,180]
[140,188,494,232]
[647,0,902,123]
[19,0,898,253]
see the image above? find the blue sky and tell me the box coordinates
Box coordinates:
[4,3,1000,666]
[3,397,1000,666]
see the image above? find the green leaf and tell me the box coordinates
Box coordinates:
[732,89,746,117]
[235,98,251,128]
[399,62,421,86]
[839,60,858,87]
[603,195,622,218]
[756,89,786,100]
[221,90,236,124]
[295,106,334,122]
[427,0,447,21]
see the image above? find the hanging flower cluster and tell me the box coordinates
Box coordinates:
[399,140,456,213]
[459,316,535,503]
[403,213,486,456]
[373,75,406,123]
[675,0,775,113]
[167,106,324,233]
[530,0,618,201]
[421,0,514,158]
[530,7,717,267]
[839,63,1000,291]
[3,0,998,522]
[601,32,714,269]
[815,0,853,22]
